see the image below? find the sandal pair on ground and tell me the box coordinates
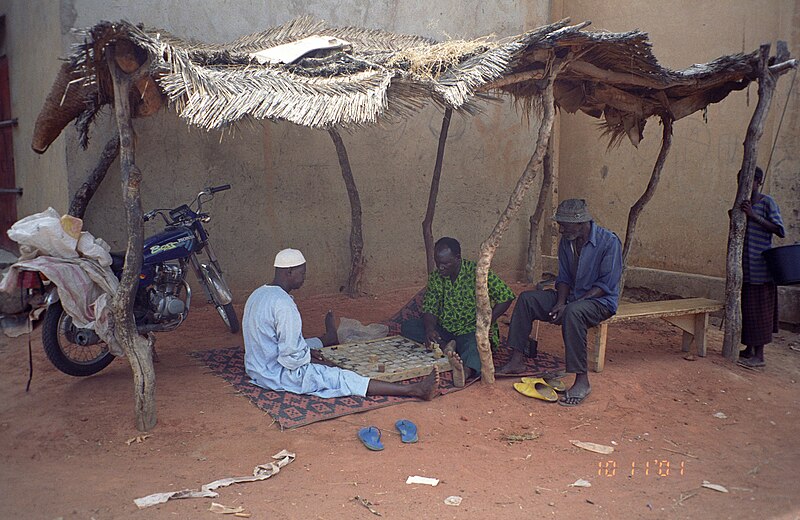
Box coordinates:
[513,376,591,406]
[513,376,564,402]
[358,419,417,451]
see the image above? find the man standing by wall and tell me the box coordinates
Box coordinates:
[738,167,785,368]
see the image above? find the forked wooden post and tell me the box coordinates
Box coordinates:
[525,134,554,284]
[619,116,673,293]
[722,42,796,360]
[423,108,452,275]
[475,79,558,384]
[106,44,156,431]
[68,136,120,219]
[328,128,365,297]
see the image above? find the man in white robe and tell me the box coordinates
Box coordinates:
[243,249,438,400]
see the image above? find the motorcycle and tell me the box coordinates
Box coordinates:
[38,184,239,377]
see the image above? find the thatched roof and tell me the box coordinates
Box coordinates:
[33,17,761,153]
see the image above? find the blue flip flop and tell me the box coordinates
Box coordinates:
[395,419,418,443]
[358,426,384,451]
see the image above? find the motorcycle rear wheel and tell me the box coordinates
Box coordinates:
[41,301,115,377]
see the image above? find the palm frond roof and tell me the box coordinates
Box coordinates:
[33,16,762,152]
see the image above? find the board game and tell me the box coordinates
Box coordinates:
[320,335,452,382]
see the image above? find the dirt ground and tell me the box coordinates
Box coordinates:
[1,282,799,519]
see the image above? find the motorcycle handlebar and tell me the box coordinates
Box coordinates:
[209,184,231,194]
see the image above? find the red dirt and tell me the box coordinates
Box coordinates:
[1,282,799,519]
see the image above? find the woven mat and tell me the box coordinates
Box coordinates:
[191,290,564,429]
[191,346,562,429]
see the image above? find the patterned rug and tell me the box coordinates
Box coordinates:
[191,290,564,429]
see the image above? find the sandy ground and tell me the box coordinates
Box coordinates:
[1,283,799,519]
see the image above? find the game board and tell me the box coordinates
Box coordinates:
[320,335,452,382]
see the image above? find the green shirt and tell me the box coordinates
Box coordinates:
[422,259,515,346]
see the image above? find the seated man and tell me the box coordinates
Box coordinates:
[402,237,515,386]
[244,248,439,400]
[498,199,622,406]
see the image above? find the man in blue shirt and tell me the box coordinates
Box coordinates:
[498,199,622,406]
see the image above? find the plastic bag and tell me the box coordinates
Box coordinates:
[337,317,389,343]
[6,208,112,266]
[77,233,112,266]
[7,208,79,260]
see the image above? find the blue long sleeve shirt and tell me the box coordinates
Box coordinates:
[555,221,623,314]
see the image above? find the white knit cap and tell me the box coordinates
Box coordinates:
[274,248,306,268]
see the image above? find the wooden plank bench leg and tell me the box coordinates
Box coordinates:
[694,313,708,357]
[588,323,608,373]
[665,313,710,357]
[681,330,692,352]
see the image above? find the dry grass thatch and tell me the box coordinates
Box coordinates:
[32,16,765,152]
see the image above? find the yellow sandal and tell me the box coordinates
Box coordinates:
[513,379,558,402]
[521,376,566,393]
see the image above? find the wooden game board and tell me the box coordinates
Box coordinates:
[320,335,452,382]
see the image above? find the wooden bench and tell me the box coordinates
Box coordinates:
[588,298,723,372]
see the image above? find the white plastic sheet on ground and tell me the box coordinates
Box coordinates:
[337,317,389,343]
[134,450,295,509]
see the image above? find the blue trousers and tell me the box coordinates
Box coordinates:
[401,319,483,376]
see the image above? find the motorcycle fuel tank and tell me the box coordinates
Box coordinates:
[143,227,196,264]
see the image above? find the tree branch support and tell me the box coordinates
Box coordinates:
[475,78,558,384]
[423,108,452,274]
[328,128,365,297]
[106,44,156,431]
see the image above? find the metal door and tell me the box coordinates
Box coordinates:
[0,55,18,250]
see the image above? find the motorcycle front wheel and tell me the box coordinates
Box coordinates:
[41,301,115,377]
[198,262,240,334]
[217,303,239,334]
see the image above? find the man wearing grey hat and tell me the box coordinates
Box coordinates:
[243,248,439,400]
[498,199,622,406]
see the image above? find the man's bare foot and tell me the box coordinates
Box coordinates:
[559,373,591,406]
[446,349,467,388]
[496,349,528,375]
[414,368,440,401]
[320,310,339,346]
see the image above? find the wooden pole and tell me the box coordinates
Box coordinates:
[328,128,365,297]
[722,43,796,360]
[619,116,673,293]
[423,108,452,275]
[475,79,557,383]
[525,134,554,284]
[68,136,120,219]
[106,45,156,431]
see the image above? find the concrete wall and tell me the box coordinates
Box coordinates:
[58,0,552,298]
[2,1,797,305]
[553,0,799,278]
[0,0,69,220]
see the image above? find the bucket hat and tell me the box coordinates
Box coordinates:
[553,199,592,223]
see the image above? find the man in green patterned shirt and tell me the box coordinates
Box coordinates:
[402,237,515,385]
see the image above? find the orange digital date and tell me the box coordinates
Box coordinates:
[597,460,685,477]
